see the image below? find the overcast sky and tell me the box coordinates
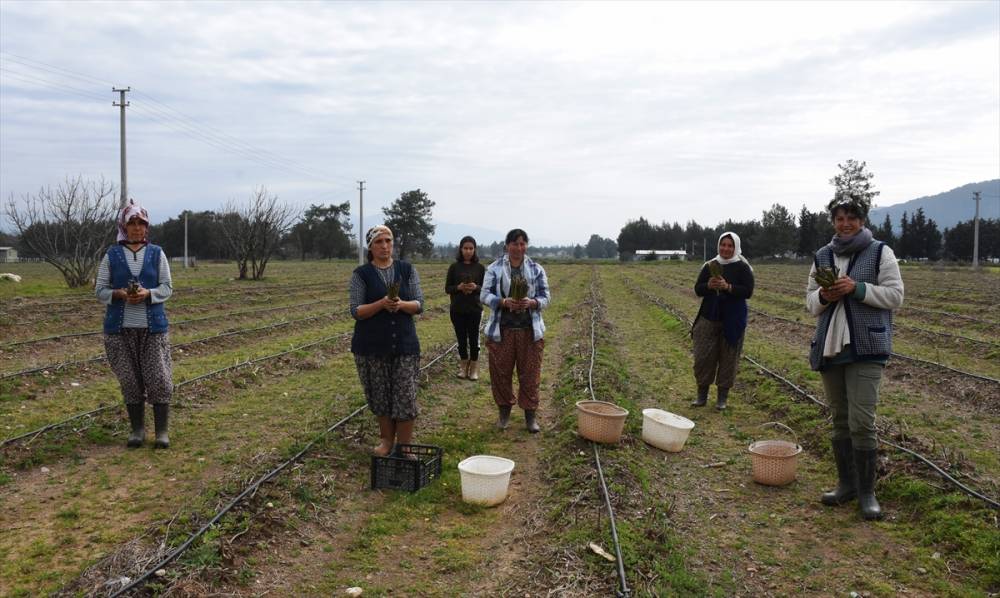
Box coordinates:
[1,1,998,245]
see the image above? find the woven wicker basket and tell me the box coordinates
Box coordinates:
[748,422,802,487]
[576,400,629,444]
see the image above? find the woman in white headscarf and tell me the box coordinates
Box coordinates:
[690,232,755,410]
[95,199,174,448]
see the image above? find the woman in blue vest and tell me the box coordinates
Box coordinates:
[806,197,904,520]
[691,232,755,410]
[350,225,425,457]
[96,200,174,448]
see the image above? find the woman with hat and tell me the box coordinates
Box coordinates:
[350,225,425,456]
[807,196,903,521]
[95,199,174,448]
[691,232,755,410]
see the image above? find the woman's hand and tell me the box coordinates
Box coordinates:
[707,276,727,291]
[383,296,400,313]
[819,276,855,302]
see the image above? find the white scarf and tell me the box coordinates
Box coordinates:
[705,231,753,271]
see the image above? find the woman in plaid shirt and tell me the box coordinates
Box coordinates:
[480,229,550,433]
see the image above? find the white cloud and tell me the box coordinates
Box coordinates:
[1,0,997,243]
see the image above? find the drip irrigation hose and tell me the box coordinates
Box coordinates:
[586,272,631,598]
[0,311,344,380]
[622,275,1000,510]
[1,333,350,448]
[107,343,456,597]
[2,298,330,349]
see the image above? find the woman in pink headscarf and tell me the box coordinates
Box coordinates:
[95,199,175,448]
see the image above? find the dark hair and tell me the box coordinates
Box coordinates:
[830,203,865,220]
[455,236,479,263]
[505,228,529,245]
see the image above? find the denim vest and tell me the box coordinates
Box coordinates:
[103,244,169,334]
[350,261,420,357]
[809,241,892,370]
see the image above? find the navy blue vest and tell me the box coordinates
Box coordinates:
[350,261,420,356]
[103,244,169,334]
[809,241,893,370]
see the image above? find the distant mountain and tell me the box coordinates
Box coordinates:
[869,179,1000,233]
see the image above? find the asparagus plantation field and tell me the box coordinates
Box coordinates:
[1,260,997,597]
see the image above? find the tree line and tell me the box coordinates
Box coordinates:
[3,177,437,287]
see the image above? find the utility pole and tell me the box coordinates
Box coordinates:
[357,180,366,265]
[184,211,189,269]
[972,191,981,269]
[113,87,130,208]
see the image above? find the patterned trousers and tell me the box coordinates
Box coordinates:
[486,328,544,410]
[691,318,744,390]
[104,329,173,405]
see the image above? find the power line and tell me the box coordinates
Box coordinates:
[1,54,355,192]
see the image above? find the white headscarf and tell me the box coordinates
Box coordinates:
[705,231,753,271]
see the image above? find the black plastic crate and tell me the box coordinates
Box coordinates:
[370,444,443,492]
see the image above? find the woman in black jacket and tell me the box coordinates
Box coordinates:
[445,236,486,380]
[691,232,755,410]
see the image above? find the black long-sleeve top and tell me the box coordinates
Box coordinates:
[694,260,755,344]
[445,261,486,314]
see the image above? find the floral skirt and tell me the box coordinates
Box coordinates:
[354,353,420,420]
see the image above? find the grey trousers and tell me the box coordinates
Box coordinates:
[692,318,744,390]
[821,361,884,450]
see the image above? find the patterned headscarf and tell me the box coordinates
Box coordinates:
[117,199,150,243]
[365,225,393,248]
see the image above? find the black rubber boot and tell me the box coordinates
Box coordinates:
[496,405,512,430]
[854,448,883,520]
[153,404,170,449]
[821,437,857,506]
[126,403,145,448]
[715,387,729,411]
[524,410,540,433]
[690,386,709,407]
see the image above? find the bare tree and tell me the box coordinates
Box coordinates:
[4,176,118,288]
[219,186,297,280]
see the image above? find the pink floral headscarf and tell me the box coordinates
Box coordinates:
[117,199,150,243]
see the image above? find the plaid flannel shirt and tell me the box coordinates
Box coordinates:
[480,254,550,342]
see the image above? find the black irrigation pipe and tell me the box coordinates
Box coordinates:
[623,276,1000,511]
[2,299,330,349]
[661,275,999,347]
[645,274,1000,386]
[4,281,345,326]
[107,343,457,598]
[0,279,341,313]
[742,306,1000,385]
[0,310,344,380]
[0,333,351,448]
[586,272,631,598]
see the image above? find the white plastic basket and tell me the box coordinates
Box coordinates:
[641,409,695,452]
[457,455,516,506]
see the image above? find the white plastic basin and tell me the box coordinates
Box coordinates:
[642,409,695,452]
[457,455,515,506]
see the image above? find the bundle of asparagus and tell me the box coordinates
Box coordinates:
[510,275,528,301]
[708,260,723,279]
[812,265,840,289]
[126,279,140,296]
[387,281,401,300]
